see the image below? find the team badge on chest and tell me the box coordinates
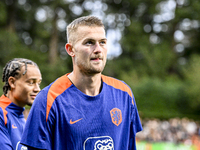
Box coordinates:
[110,108,122,126]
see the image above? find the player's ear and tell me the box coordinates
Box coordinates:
[65,43,75,57]
[8,77,16,89]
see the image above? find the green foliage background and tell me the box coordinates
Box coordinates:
[0,0,200,120]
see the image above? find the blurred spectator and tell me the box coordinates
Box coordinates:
[136,118,200,146]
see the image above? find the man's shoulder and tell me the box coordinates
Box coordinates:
[47,74,72,95]
[0,95,12,125]
[101,75,133,98]
[101,75,128,88]
[0,95,12,113]
[39,74,72,94]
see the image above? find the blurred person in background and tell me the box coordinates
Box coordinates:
[0,58,42,150]
[21,16,142,150]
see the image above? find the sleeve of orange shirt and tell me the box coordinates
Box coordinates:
[0,108,13,150]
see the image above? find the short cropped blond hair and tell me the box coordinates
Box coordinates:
[67,16,104,44]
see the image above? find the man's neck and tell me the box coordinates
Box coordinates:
[6,91,25,108]
[67,72,102,96]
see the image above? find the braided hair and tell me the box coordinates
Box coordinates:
[2,58,39,95]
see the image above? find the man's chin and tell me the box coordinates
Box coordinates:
[87,67,105,74]
[26,101,34,106]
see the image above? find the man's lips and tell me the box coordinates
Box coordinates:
[91,57,103,61]
[30,95,37,99]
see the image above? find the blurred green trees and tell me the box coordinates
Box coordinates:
[104,0,200,119]
[0,0,200,120]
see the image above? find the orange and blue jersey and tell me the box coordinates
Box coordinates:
[21,74,142,150]
[0,95,27,150]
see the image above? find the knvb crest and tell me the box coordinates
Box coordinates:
[110,108,122,126]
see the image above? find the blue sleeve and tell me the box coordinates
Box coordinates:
[0,108,13,150]
[128,137,137,150]
[131,95,143,136]
[121,81,143,136]
[128,96,142,150]
[20,89,52,150]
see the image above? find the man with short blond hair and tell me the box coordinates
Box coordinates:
[21,16,142,150]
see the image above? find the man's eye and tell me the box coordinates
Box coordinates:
[85,41,93,45]
[100,41,106,45]
[38,81,42,85]
[28,81,34,85]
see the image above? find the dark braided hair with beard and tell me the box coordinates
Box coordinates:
[2,58,39,96]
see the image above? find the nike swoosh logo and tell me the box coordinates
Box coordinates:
[12,124,17,129]
[70,118,83,124]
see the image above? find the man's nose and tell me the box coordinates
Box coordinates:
[94,43,102,53]
[34,83,41,92]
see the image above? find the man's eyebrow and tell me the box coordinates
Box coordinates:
[100,38,107,41]
[84,38,94,41]
[81,38,107,44]
[27,78,42,81]
[82,38,95,43]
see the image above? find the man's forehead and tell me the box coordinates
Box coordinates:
[76,26,106,40]
[20,64,36,71]
[20,65,39,75]
[77,26,105,32]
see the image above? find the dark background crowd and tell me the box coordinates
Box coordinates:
[136,117,200,146]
